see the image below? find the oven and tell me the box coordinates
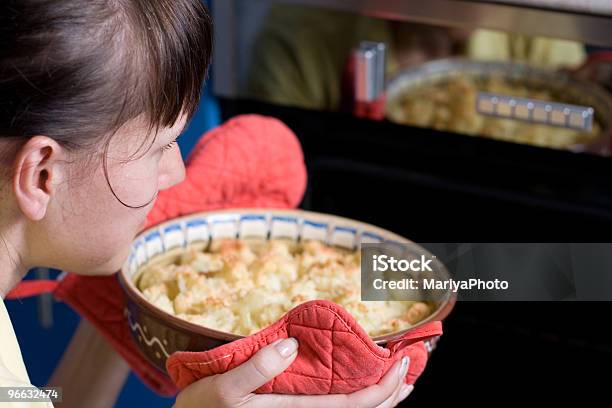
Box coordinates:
[211,0,612,403]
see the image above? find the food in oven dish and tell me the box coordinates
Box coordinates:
[387,74,602,148]
[136,238,433,337]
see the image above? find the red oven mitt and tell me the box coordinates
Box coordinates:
[51,114,308,396]
[167,300,443,394]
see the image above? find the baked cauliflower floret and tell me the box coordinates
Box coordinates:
[344,300,414,337]
[288,279,318,305]
[405,301,432,324]
[178,307,237,334]
[173,276,233,314]
[299,240,344,272]
[232,288,291,335]
[217,256,251,284]
[180,248,224,274]
[210,239,256,265]
[175,265,204,292]
[251,254,298,292]
[265,239,295,259]
[138,264,178,291]
[142,284,174,315]
[301,259,354,299]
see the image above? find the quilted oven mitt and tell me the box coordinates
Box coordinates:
[7,114,307,396]
[167,299,443,394]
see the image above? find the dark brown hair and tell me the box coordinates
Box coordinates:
[0,0,213,204]
[0,0,212,208]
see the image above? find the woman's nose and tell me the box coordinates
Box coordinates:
[158,145,186,191]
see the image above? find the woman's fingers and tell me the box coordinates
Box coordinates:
[369,357,409,408]
[374,374,406,408]
[252,356,410,408]
[345,356,408,408]
[213,337,299,399]
[394,384,415,406]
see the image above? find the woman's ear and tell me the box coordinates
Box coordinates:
[12,136,65,221]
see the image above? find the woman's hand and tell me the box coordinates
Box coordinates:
[174,338,414,408]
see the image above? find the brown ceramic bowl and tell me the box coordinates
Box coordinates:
[118,209,456,374]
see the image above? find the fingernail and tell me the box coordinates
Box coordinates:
[275,337,298,358]
[398,356,409,379]
[399,384,414,400]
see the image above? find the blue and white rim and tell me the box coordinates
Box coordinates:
[124,209,408,280]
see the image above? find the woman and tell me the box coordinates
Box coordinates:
[0,1,413,407]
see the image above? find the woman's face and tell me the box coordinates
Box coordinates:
[30,115,187,275]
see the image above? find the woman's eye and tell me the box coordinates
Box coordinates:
[161,140,177,152]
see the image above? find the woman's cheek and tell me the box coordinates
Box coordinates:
[107,154,161,208]
[158,146,186,190]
